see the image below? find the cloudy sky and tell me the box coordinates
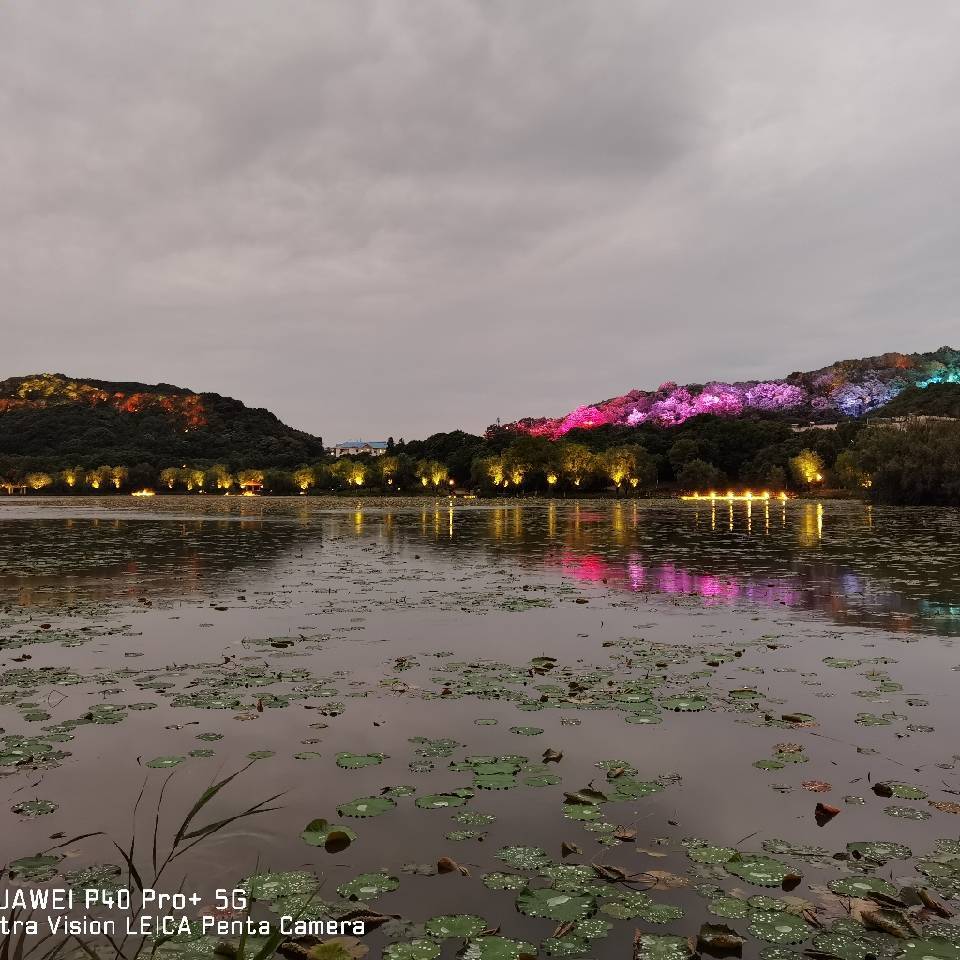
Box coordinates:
[4,2,960,439]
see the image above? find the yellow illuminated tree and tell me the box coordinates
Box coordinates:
[789,449,825,489]
[88,466,112,490]
[377,456,400,486]
[160,467,180,490]
[292,466,315,491]
[110,466,129,490]
[61,467,83,489]
[26,472,53,491]
[560,444,596,487]
[210,464,234,490]
[416,460,448,488]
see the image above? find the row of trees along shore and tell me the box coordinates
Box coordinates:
[3,411,959,504]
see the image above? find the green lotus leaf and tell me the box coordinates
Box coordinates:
[496,845,551,870]
[241,870,319,901]
[708,896,752,919]
[726,854,797,887]
[462,937,538,960]
[146,755,185,768]
[336,871,399,901]
[633,934,696,960]
[482,872,528,891]
[383,941,442,960]
[749,912,811,944]
[300,819,358,850]
[337,795,396,818]
[689,844,737,864]
[829,876,898,898]
[424,915,487,939]
[8,854,62,882]
[517,888,595,922]
[415,792,470,809]
[897,940,960,960]
[11,799,58,817]
[336,752,385,769]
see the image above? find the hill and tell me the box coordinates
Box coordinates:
[498,346,960,437]
[0,374,325,470]
[866,382,960,420]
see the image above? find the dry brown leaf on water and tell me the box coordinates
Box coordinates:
[614,827,637,842]
[591,862,632,882]
[636,847,669,859]
[929,799,960,814]
[543,748,563,763]
[918,887,954,917]
[814,803,841,826]
[697,922,745,956]
[436,856,469,876]
[802,780,832,793]
[861,909,920,939]
[643,869,690,890]
[561,841,582,857]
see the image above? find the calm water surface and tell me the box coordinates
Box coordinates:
[0,497,958,959]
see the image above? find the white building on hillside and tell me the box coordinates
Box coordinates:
[329,440,389,458]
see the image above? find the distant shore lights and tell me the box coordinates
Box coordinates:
[680,491,790,502]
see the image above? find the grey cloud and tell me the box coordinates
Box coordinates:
[3,1,960,438]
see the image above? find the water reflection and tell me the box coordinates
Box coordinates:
[2,498,960,634]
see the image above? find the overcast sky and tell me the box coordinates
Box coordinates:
[4,2,960,439]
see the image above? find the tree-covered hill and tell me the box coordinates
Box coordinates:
[0,374,324,470]
[866,382,960,419]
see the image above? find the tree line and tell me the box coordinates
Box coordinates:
[3,416,957,504]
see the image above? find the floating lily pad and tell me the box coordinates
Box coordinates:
[9,853,62,881]
[517,888,595,921]
[424,914,487,939]
[384,942,442,960]
[146,755,185,768]
[242,870,319,900]
[462,937,538,960]
[749,912,810,945]
[661,695,710,712]
[633,934,696,960]
[338,796,396,818]
[11,799,58,817]
[336,752,385,769]
[482,872,528,891]
[726,854,796,887]
[416,792,470,809]
[497,845,551,870]
[300,818,358,851]
[336,871,399,901]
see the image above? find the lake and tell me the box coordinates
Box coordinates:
[1,496,959,960]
